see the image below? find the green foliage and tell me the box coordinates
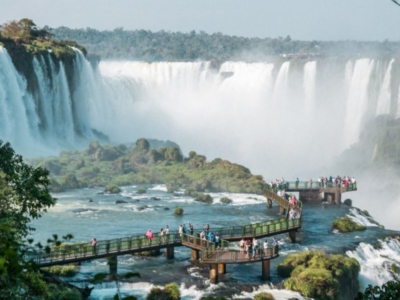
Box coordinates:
[219,197,233,204]
[332,216,366,232]
[164,283,180,300]
[146,283,180,300]
[355,280,400,300]
[391,263,399,274]
[48,284,82,300]
[32,139,266,195]
[136,188,147,194]
[48,26,400,61]
[254,292,275,300]
[42,265,77,277]
[0,140,56,298]
[174,206,184,216]
[105,184,121,194]
[277,251,360,300]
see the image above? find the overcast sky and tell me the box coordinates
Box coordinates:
[0,0,399,41]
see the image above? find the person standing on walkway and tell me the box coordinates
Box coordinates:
[189,223,194,235]
[91,238,98,254]
[263,239,268,256]
[252,238,259,259]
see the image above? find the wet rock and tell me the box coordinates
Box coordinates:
[88,199,93,203]
[343,199,352,206]
[163,207,170,210]
[150,197,161,201]
[115,200,128,204]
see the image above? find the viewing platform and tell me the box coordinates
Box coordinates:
[269,181,357,205]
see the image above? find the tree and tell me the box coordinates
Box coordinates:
[355,280,400,299]
[0,18,52,42]
[0,140,56,298]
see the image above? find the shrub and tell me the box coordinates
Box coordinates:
[194,192,213,204]
[254,292,275,300]
[332,216,366,232]
[219,197,232,204]
[42,265,77,277]
[164,283,180,300]
[146,283,180,300]
[136,188,147,194]
[104,184,121,194]
[391,263,399,274]
[174,207,184,216]
[277,251,360,300]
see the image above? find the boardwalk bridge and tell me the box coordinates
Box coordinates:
[27,181,356,283]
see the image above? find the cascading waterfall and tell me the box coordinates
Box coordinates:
[346,238,400,290]
[376,59,394,116]
[0,46,399,177]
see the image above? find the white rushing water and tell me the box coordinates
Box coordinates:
[347,237,400,290]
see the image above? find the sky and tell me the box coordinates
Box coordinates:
[0,0,399,41]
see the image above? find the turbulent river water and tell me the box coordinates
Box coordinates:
[30,184,400,299]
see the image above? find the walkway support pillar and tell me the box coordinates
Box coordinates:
[266,198,272,208]
[289,231,296,243]
[108,255,118,275]
[279,206,286,215]
[191,249,199,261]
[167,246,174,259]
[218,263,226,274]
[261,259,270,280]
[210,264,219,284]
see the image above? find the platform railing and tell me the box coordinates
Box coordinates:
[201,245,279,263]
[29,209,302,266]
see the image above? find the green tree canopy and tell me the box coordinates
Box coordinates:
[0,140,56,298]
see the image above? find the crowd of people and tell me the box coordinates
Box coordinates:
[315,175,356,188]
[239,237,278,259]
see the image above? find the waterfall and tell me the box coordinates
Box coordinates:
[343,59,375,148]
[303,61,317,107]
[376,59,394,116]
[346,238,400,290]
[0,47,399,176]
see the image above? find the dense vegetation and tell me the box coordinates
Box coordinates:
[0,140,84,298]
[48,26,400,61]
[31,138,267,194]
[355,280,400,299]
[277,250,360,300]
[332,216,366,232]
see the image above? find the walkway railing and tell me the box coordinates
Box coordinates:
[264,189,290,209]
[281,181,357,191]
[29,206,302,266]
[201,245,279,263]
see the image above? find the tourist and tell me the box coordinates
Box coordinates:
[263,239,268,256]
[215,233,220,248]
[182,223,187,234]
[309,178,313,188]
[239,238,245,253]
[272,237,277,247]
[189,223,194,235]
[205,223,210,233]
[146,229,154,240]
[91,238,98,254]
[200,230,205,240]
[160,228,165,243]
[252,238,259,259]
[179,225,183,238]
[208,231,215,242]
[245,239,251,258]
[295,177,299,188]
[164,225,169,234]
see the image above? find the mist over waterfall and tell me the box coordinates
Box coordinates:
[1,46,400,185]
